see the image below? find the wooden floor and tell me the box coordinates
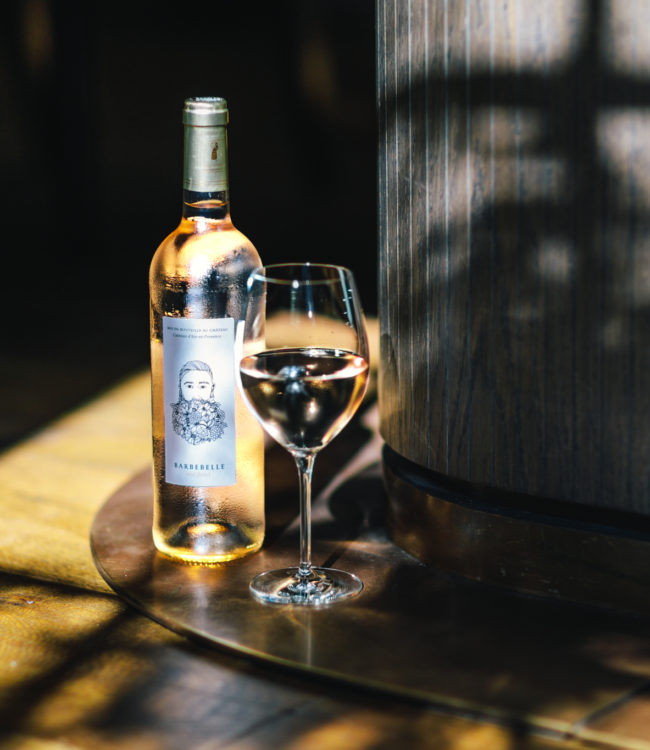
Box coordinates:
[3,371,650,748]
[2,322,650,749]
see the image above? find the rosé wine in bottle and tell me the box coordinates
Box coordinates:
[149,97,264,563]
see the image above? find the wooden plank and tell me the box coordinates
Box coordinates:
[378,0,400,451]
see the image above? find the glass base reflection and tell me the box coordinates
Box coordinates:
[250,566,363,606]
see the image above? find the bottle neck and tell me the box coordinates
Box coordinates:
[182,122,230,221]
[182,190,230,221]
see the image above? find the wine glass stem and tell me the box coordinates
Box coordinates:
[294,452,316,580]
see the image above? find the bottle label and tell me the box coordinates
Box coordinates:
[183,125,228,192]
[162,317,236,487]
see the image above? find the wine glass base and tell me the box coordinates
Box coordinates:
[250,567,363,606]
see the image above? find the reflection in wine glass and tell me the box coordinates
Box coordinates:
[239,263,369,605]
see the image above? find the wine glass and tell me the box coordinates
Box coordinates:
[239,263,370,605]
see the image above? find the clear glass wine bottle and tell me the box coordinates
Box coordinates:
[149,97,265,563]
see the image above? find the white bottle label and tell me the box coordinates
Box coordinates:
[163,317,236,487]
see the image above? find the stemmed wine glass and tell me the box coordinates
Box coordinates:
[239,263,370,605]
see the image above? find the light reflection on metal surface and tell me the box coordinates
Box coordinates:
[91,442,650,732]
[91,462,424,673]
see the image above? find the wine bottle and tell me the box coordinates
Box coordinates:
[149,97,264,563]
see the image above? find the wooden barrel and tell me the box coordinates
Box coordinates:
[377,0,650,610]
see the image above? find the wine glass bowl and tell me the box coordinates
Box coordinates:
[239,263,369,605]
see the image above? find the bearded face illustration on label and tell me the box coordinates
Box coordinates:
[171,360,228,445]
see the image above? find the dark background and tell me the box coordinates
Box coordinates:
[0,0,376,447]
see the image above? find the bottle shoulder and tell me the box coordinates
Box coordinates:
[150,216,261,281]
